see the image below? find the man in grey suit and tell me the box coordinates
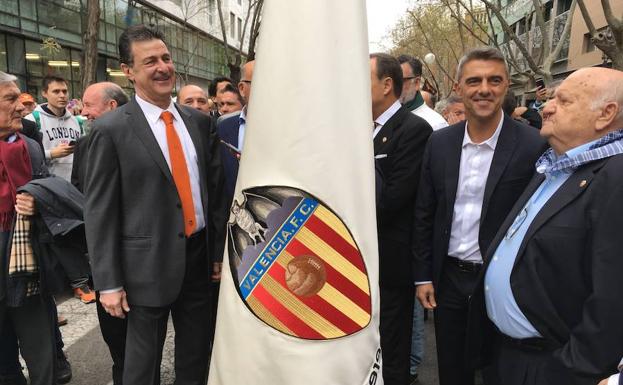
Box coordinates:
[84,25,225,385]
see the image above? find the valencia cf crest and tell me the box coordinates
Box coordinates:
[228,186,371,340]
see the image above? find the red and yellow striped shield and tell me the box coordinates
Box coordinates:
[228,186,371,340]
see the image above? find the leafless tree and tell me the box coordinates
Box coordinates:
[216,0,263,81]
[576,0,623,69]
[80,0,100,91]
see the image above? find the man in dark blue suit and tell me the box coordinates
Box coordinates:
[216,60,254,203]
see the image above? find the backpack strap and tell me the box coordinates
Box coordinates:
[75,115,86,135]
[32,110,41,131]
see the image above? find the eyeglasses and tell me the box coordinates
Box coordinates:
[403,76,416,81]
[240,80,252,84]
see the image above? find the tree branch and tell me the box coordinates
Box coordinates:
[576,0,597,34]
[481,0,543,75]
[545,0,576,71]
[601,0,621,30]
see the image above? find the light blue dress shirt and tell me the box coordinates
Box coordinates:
[238,107,246,151]
[485,140,596,339]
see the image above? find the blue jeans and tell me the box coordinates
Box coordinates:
[409,300,425,375]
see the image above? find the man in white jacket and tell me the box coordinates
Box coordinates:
[398,55,448,131]
[24,75,83,181]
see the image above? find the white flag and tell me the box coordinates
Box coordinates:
[208,0,382,384]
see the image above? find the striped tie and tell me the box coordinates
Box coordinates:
[161,111,196,236]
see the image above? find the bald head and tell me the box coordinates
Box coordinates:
[178,84,210,114]
[239,60,255,104]
[82,82,128,121]
[541,67,623,154]
[573,67,623,123]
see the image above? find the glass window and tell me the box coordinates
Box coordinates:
[0,0,18,15]
[7,35,25,75]
[104,0,115,23]
[38,2,82,35]
[0,34,7,72]
[115,0,128,27]
[19,0,37,20]
[230,12,235,38]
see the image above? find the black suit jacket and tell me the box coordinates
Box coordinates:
[468,154,623,385]
[375,106,432,287]
[70,134,89,192]
[84,98,226,307]
[413,116,546,286]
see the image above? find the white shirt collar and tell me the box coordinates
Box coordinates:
[135,94,181,125]
[375,100,402,127]
[462,112,504,150]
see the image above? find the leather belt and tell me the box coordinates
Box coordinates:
[446,256,483,273]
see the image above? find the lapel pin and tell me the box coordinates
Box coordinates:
[382,137,387,143]
[579,180,587,188]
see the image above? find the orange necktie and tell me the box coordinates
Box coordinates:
[161,111,196,236]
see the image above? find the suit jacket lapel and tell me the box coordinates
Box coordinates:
[482,172,544,267]
[176,104,207,178]
[222,118,240,149]
[481,117,518,220]
[444,123,465,219]
[513,160,606,268]
[127,99,174,184]
[373,107,404,154]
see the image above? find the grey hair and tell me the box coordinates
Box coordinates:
[0,71,18,86]
[101,83,129,106]
[435,94,463,115]
[456,47,509,81]
[590,78,623,122]
[435,99,448,115]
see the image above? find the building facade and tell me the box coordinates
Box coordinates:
[0,0,249,100]
[490,0,620,93]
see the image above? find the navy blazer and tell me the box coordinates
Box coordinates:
[216,112,241,205]
[468,153,623,384]
[412,115,547,286]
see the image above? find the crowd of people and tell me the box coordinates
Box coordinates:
[0,23,622,385]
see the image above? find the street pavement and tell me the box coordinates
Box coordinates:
[22,297,440,385]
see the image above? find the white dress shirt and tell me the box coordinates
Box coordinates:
[447,113,504,262]
[607,358,623,385]
[373,100,402,139]
[135,95,205,232]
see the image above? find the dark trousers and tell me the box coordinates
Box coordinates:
[96,291,128,385]
[0,295,55,385]
[492,337,590,385]
[0,296,63,376]
[434,258,481,385]
[123,232,212,385]
[0,299,5,344]
[380,285,415,385]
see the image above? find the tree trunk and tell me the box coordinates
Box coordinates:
[81,0,100,91]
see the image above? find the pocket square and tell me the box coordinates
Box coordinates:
[375,154,388,159]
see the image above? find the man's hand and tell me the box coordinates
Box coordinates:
[536,86,548,102]
[212,262,223,282]
[416,283,437,310]
[50,143,75,159]
[15,193,35,216]
[100,290,130,319]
